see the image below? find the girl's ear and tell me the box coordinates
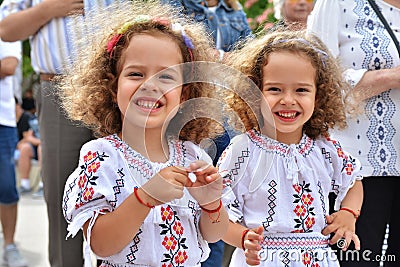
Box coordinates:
[180,85,191,102]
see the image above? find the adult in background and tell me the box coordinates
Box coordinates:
[0,38,27,267]
[0,1,122,266]
[271,0,314,31]
[308,0,400,266]
[163,0,252,61]
[15,97,41,195]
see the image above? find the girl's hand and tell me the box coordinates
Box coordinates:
[322,211,360,251]
[140,166,188,206]
[185,161,222,207]
[243,226,264,266]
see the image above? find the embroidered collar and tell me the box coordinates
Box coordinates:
[247,129,314,156]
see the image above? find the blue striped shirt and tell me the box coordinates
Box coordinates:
[0,0,117,74]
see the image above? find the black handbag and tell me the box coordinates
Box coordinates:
[367,0,400,58]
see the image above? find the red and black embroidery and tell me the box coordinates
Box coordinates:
[326,137,356,175]
[292,181,316,233]
[160,205,188,266]
[301,250,321,267]
[75,150,109,209]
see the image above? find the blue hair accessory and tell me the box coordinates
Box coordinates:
[172,23,195,49]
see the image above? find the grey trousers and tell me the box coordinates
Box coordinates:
[37,80,93,267]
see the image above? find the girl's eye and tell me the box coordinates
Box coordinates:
[297,88,310,93]
[129,72,143,77]
[265,87,280,92]
[159,73,174,80]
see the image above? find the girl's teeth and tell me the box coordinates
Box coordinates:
[137,100,159,109]
[279,112,296,118]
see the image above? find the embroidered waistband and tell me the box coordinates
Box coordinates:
[261,233,329,250]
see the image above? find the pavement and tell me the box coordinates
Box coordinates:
[0,192,50,267]
[0,163,97,267]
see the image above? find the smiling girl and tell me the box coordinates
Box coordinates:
[219,30,363,266]
[58,1,229,266]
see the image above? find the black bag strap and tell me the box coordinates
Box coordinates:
[367,0,400,58]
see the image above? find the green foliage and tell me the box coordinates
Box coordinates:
[240,0,277,33]
[22,40,34,79]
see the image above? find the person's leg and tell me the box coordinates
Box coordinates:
[0,203,18,245]
[38,81,93,267]
[17,142,33,191]
[0,125,27,266]
[32,144,44,196]
[340,177,392,267]
[0,125,19,246]
[384,177,400,267]
[222,242,235,267]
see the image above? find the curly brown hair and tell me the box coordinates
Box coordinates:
[225,30,349,139]
[58,0,224,143]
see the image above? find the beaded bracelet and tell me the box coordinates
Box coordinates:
[340,207,360,220]
[200,200,222,223]
[133,187,155,209]
[241,229,250,250]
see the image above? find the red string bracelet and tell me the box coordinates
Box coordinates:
[241,229,250,250]
[340,207,360,220]
[200,200,222,223]
[134,187,155,209]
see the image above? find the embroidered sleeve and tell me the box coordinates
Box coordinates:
[62,139,115,238]
[324,137,363,210]
[182,140,213,166]
[218,134,252,223]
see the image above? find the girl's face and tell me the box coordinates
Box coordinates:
[117,32,184,132]
[261,51,316,144]
[282,0,314,25]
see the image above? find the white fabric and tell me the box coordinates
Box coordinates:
[308,0,400,176]
[0,38,21,127]
[0,0,116,74]
[63,134,212,266]
[219,130,362,267]
[207,6,222,50]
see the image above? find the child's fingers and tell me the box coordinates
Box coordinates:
[352,233,361,250]
[187,160,209,172]
[244,241,260,253]
[205,173,222,183]
[187,160,215,175]
[245,248,261,266]
[329,228,345,245]
[247,231,263,244]
[342,231,360,251]
[170,170,190,186]
[321,223,337,236]
[325,214,334,224]
[188,170,221,186]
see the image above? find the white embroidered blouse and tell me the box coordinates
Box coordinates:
[308,0,400,176]
[63,134,212,267]
[218,130,362,266]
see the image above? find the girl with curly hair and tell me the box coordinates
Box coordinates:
[59,1,229,266]
[219,30,364,266]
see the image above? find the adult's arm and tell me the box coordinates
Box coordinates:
[308,0,400,101]
[0,0,84,41]
[348,66,400,101]
[0,56,18,78]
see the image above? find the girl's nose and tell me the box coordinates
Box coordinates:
[280,92,296,105]
[140,79,159,93]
